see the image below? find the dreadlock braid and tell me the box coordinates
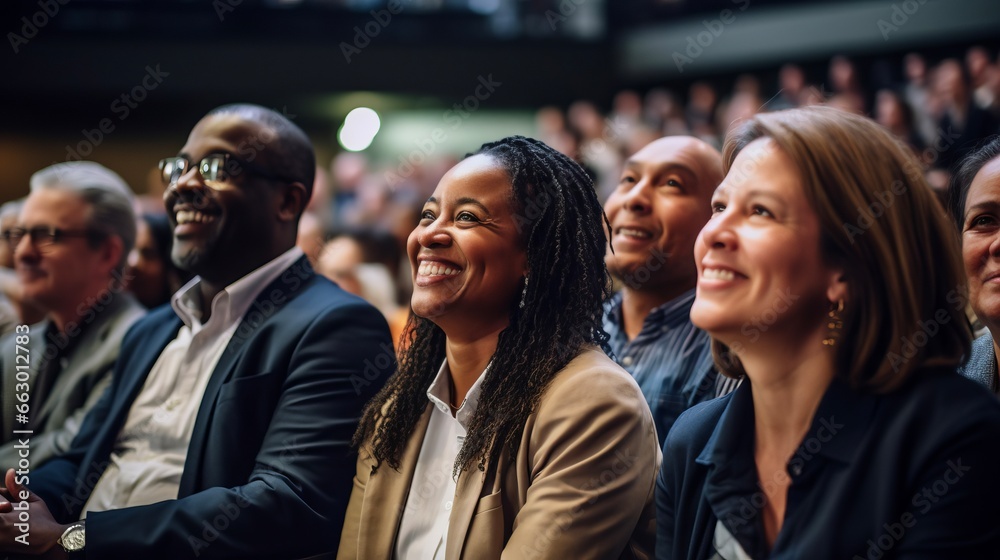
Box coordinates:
[353,135,613,476]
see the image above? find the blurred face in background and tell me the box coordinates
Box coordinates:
[127,218,169,308]
[16,188,115,316]
[0,210,19,268]
[317,236,364,296]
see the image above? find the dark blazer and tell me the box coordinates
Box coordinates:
[29,256,394,559]
[657,371,1000,560]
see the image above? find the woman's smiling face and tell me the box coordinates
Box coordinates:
[407,154,528,337]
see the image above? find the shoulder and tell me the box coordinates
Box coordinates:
[539,347,646,410]
[888,370,1000,431]
[663,393,730,462]
[958,334,995,386]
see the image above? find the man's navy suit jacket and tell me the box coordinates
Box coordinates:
[29,256,395,559]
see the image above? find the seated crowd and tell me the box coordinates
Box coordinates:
[0,48,1000,560]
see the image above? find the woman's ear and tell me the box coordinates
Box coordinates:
[826,269,848,306]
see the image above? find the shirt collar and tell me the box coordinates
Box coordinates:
[426,358,489,430]
[171,247,304,329]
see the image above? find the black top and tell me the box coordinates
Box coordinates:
[657,369,1000,559]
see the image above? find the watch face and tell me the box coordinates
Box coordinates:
[63,527,85,551]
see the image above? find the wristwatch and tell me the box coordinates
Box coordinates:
[57,522,85,552]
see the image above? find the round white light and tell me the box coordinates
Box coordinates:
[338,107,381,152]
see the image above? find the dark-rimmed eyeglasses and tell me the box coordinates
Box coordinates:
[158,153,295,188]
[1,226,105,250]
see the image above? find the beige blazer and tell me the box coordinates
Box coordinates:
[338,347,660,560]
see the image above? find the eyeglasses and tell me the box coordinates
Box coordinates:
[2,226,104,250]
[158,153,295,188]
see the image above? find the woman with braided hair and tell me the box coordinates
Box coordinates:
[339,136,659,559]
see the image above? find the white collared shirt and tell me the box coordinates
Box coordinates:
[394,359,487,560]
[82,248,304,517]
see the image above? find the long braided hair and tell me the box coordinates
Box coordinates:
[353,135,613,475]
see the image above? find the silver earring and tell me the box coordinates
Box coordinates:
[519,277,528,309]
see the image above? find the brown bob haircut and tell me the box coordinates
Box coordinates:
[714,106,971,393]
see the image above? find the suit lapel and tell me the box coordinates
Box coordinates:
[445,435,492,559]
[180,258,315,494]
[100,314,183,451]
[360,406,432,560]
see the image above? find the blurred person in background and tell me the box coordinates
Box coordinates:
[296,210,326,265]
[875,88,926,156]
[950,135,1000,393]
[686,81,720,145]
[904,52,939,147]
[967,46,999,116]
[828,55,866,113]
[603,135,728,447]
[0,161,145,469]
[340,136,658,559]
[658,106,1000,559]
[931,58,999,173]
[318,228,409,349]
[0,200,45,329]
[569,100,623,199]
[126,213,188,309]
[770,64,806,111]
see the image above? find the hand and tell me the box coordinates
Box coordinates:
[0,469,68,558]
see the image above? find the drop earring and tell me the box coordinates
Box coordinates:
[822,299,844,346]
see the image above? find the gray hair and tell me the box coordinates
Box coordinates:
[0,199,23,224]
[29,162,136,272]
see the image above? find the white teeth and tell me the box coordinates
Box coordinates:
[175,210,215,225]
[619,227,652,239]
[418,262,461,277]
[703,268,736,281]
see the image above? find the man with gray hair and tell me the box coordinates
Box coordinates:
[0,162,146,468]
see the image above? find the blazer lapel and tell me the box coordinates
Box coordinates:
[360,406,432,560]
[445,441,491,559]
[117,315,182,415]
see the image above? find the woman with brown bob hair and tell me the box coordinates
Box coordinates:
[657,106,1000,559]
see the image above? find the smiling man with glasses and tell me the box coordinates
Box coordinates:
[0,161,146,474]
[0,104,393,560]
